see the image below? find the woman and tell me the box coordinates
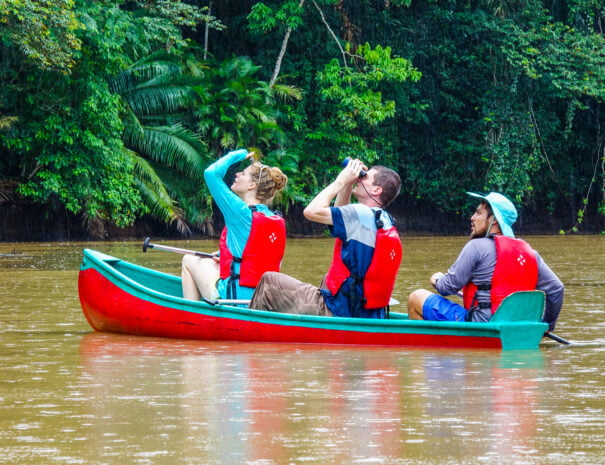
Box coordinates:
[182,149,288,301]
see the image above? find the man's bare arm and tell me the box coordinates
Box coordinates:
[304,159,365,225]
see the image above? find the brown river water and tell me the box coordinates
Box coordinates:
[0,236,603,464]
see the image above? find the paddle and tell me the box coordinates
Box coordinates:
[203,297,251,306]
[202,297,401,308]
[544,331,571,345]
[142,237,216,259]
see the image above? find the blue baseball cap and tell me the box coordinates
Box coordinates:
[467,192,517,238]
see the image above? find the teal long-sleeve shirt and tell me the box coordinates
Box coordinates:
[204,149,275,300]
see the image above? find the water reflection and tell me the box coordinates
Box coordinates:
[76,333,550,464]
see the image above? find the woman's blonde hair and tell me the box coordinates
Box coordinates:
[249,162,288,203]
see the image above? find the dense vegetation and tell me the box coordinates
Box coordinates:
[1,0,604,238]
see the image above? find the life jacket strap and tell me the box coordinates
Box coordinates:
[227,260,241,299]
[374,209,384,229]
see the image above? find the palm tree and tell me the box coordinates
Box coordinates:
[110,51,212,234]
[193,56,288,156]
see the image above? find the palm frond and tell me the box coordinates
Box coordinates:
[125,124,208,178]
[250,107,273,123]
[151,165,212,229]
[126,150,191,235]
[271,83,304,102]
[0,116,19,130]
[220,131,236,149]
[110,60,182,93]
[124,84,198,115]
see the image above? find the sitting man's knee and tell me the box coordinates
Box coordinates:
[259,271,279,284]
[407,289,432,319]
[407,289,424,306]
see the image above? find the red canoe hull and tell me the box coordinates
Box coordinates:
[78,267,501,349]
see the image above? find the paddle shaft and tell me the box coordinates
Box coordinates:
[544,331,571,345]
[202,297,250,306]
[204,297,400,307]
[142,237,216,258]
[217,299,251,306]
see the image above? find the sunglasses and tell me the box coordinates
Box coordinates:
[253,162,268,184]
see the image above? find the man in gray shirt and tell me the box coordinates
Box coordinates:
[407,192,564,331]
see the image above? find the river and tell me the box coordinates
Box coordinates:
[0,236,603,464]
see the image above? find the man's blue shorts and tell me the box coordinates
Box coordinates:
[422,293,468,322]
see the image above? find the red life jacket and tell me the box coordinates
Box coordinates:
[219,208,286,289]
[462,235,538,314]
[324,211,402,310]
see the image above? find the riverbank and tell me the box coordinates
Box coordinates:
[0,196,602,242]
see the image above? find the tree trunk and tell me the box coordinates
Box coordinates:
[270,0,305,87]
[204,1,212,60]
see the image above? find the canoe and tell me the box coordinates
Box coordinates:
[78,248,549,350]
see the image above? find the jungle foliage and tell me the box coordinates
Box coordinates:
[1,0,604,236]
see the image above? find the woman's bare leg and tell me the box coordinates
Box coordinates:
[181,255,220,300]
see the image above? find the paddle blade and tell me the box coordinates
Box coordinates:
[143,237,152,253]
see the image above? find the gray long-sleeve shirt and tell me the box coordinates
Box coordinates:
[435,237,564,330]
